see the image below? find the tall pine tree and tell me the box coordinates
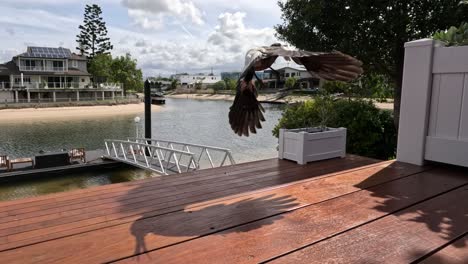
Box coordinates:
[76,4,113,58]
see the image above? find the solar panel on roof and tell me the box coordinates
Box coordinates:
[28,46,72,58]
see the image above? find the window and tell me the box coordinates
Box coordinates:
[53,61,64,70]
[297,72,301,77]
[25,60,36,67]
[14,77,31,84]
[72,60,78,68]
[291,73,296,77]
[285,73,290,77]
[82,79,85,82]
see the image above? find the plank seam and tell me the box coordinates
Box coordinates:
[259,182,468,264]
[411,230,468,264]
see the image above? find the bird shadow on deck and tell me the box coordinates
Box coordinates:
[353,162,468,262]
[114,157,376,260]
[128,194,300,258]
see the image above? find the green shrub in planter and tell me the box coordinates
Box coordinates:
[273,99,397,160]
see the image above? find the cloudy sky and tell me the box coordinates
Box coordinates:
[0,0,286,76]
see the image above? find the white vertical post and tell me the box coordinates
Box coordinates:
[14,90,18,103]
[397,39,436,166]
[27,90,30,103]
[112,91,115,100]
[53,91,56,102]
[278,129,285,160]
[102,91,105,100]
[76,91,80,101]
[20,73,24,87]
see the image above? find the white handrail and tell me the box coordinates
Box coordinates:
[104,139,197,175]
[130,138,236,169]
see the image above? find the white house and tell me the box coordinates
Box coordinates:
[175,73,222,88]
[0,46,123,103]
[262,66,320,89]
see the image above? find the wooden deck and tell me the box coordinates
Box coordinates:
[0,155,466,263]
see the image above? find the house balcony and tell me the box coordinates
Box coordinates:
[1,82,123,91]
[18,66,66,72]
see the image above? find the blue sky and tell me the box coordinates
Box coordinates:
[0,0,285,76]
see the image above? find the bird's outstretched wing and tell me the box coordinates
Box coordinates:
[229,44,363,137]
[257,45,363,81]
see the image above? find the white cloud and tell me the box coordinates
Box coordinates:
[122,0,204,29]
[0,1,284,76]
[134,12,278,75]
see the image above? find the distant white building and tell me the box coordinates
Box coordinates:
[174,73,222,88]
[263,66,320,89]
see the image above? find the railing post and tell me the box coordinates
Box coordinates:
[111,142,118,157]
[205,149,214,168]
[397,39,436,166]
[144,80,152,156]
[105,142,110,156]
[120,144,127,160]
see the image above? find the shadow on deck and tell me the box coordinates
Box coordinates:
[0,155,466,263]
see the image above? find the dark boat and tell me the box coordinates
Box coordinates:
[151,92,166,105]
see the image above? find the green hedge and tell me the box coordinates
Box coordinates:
[273,99,397,160]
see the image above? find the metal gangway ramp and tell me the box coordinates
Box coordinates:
[104,138,236,175]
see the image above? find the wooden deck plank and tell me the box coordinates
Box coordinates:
[0,158,295,210]
[268,183,468,264]
[0,161,299,224]
[0,161,428,263]
[110,168,468,264]
[0,156,372,217]
[419,234,468,264]
[0,156,365,219]
[0,162,299,224]
[0,157,376,250]
[0,157,369,234]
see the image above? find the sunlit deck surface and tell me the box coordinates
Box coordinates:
[0,155,467,263]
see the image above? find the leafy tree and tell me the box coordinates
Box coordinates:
[194,80,204,90]
[209,81,227,91]
[88,53,112,82]
[433,23,468,46]
[223,78,237,91]
[169,79,180,90]
[89,53,143,93]
[285,77,298,89]
[76,4,113,58]
[109,54,143,94]
[276,0,468,128]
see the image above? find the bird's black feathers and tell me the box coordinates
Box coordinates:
[229,76,265,137]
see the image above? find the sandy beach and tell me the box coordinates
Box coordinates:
[167,93,312,103]
[167,94,394,110]
[0,103,156,123]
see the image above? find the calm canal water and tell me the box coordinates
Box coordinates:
[0,98,284,200]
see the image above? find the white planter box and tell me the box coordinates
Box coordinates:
[279,127,347,165]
